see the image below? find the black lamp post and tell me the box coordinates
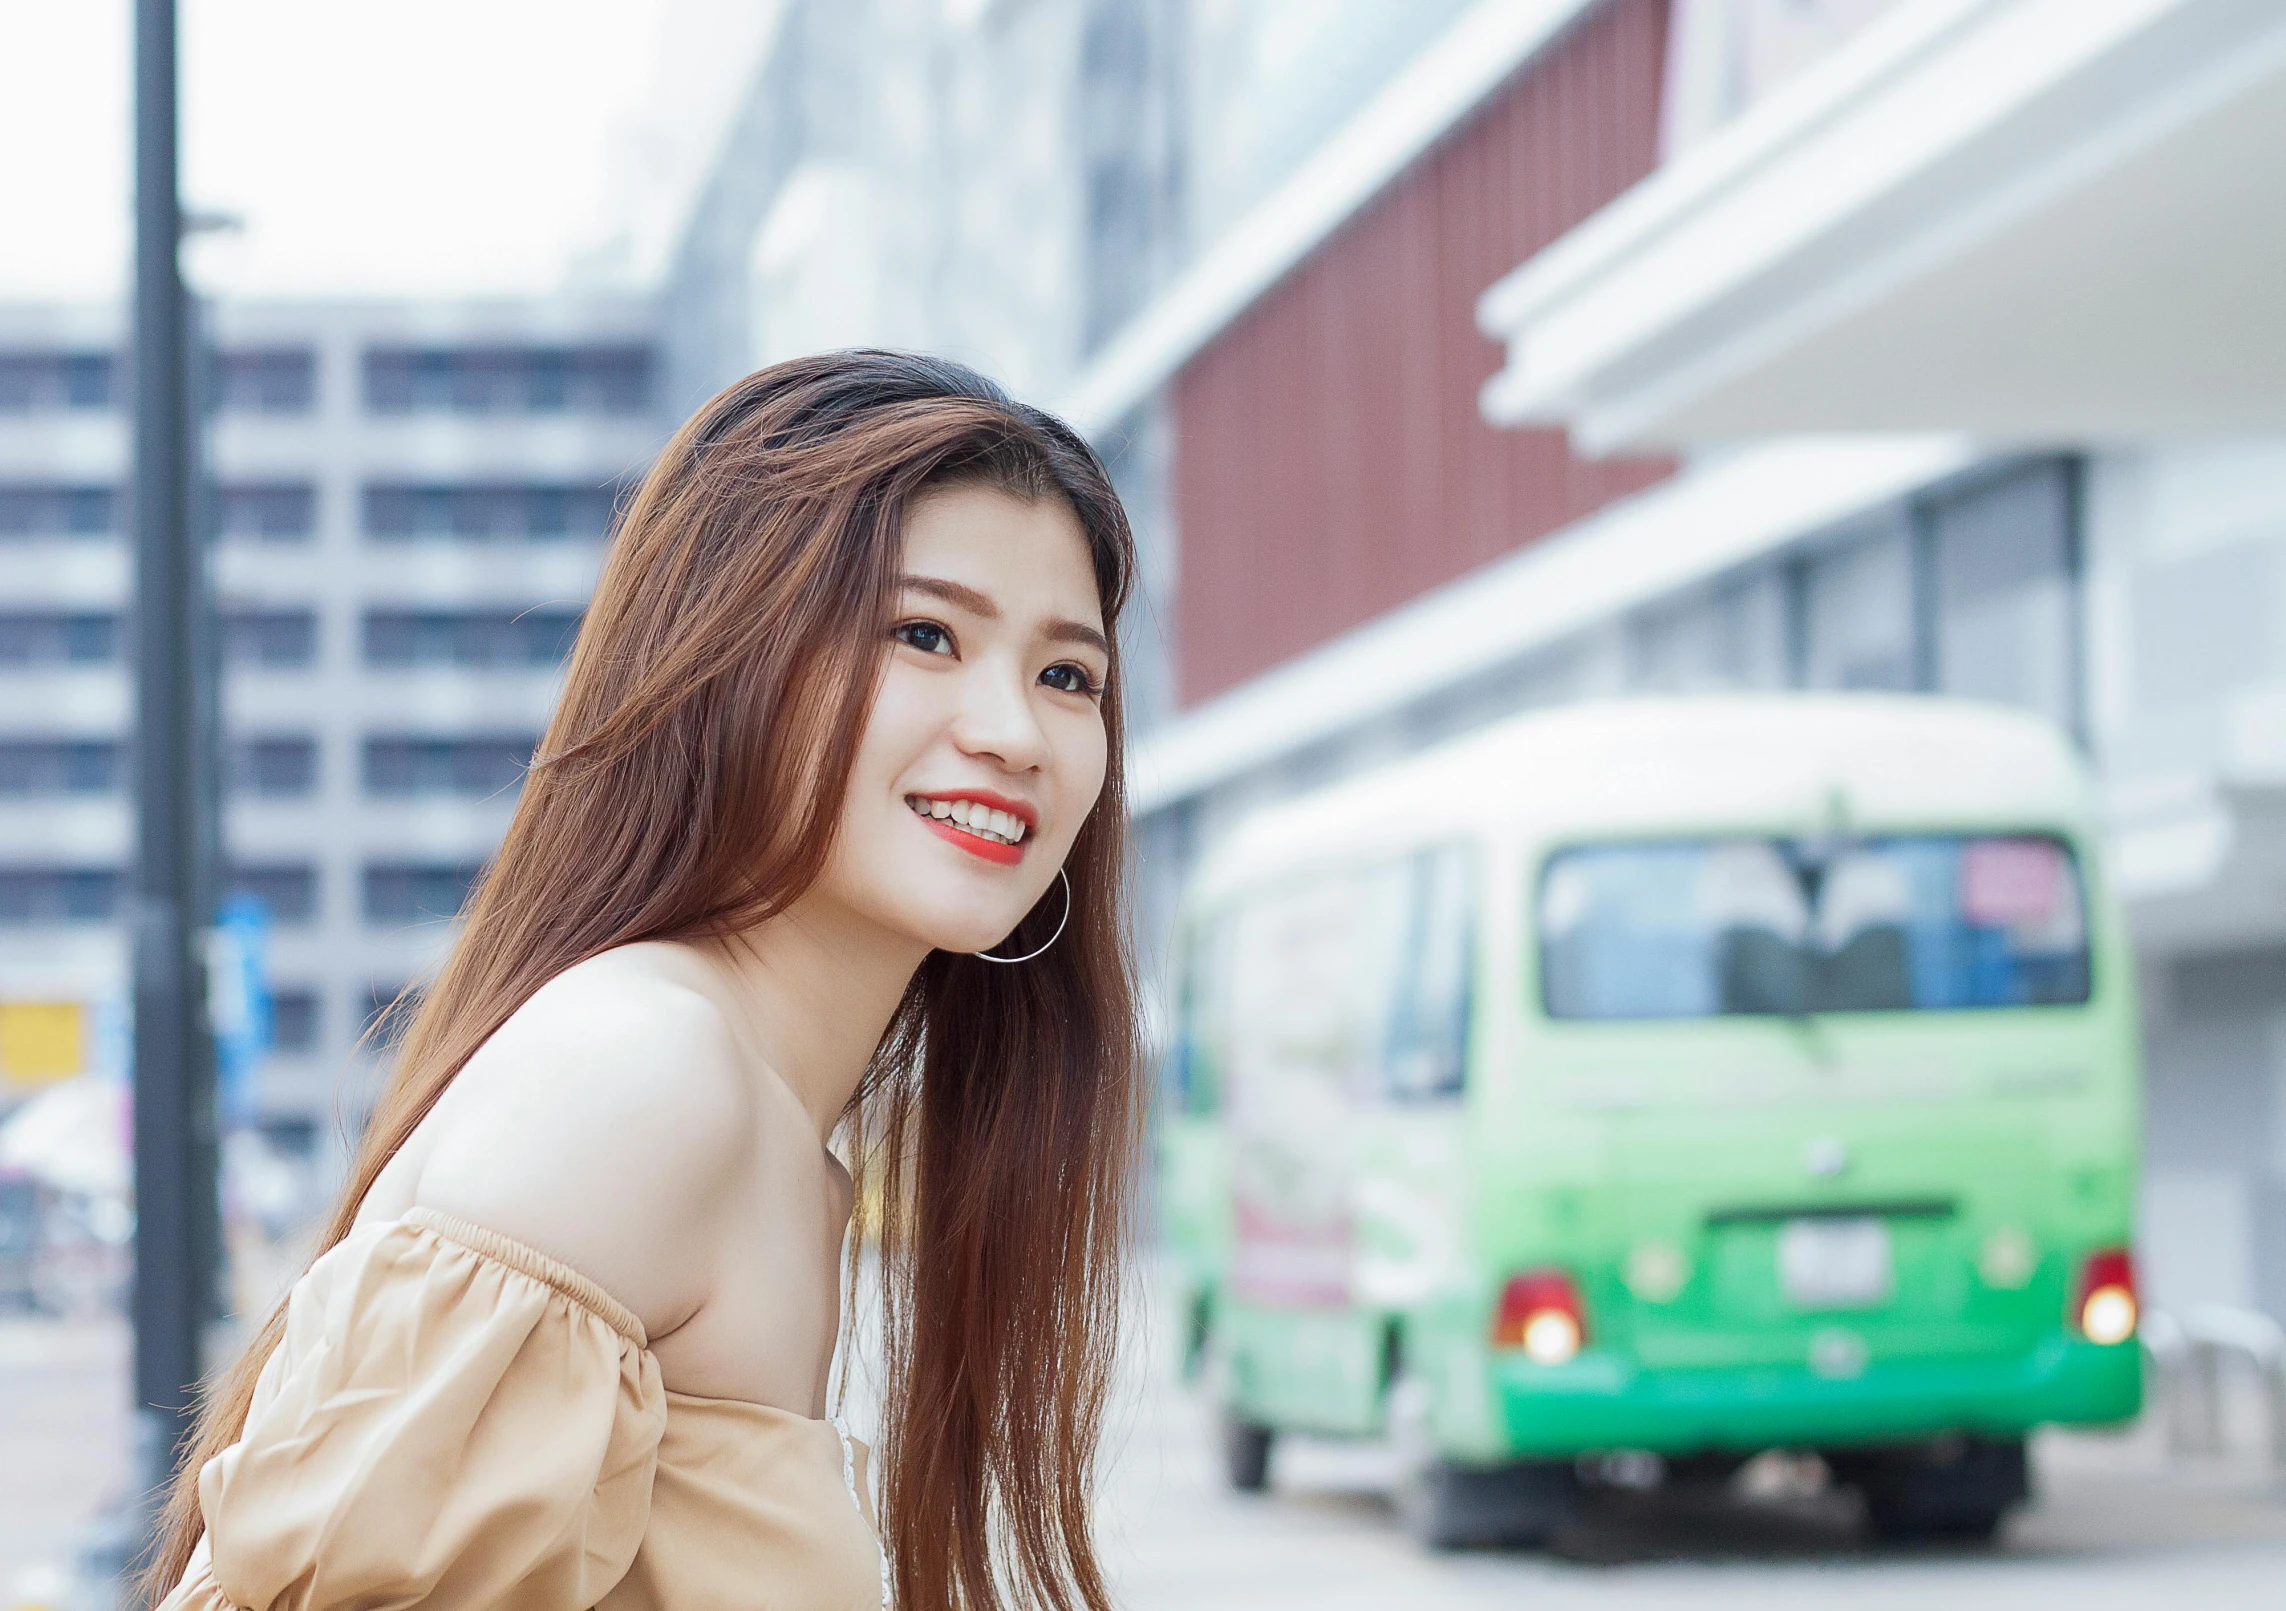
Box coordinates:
[129,0,220,1521]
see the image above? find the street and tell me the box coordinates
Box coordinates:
[10,1306,2286,1611]
[1095,1337,2286,1610]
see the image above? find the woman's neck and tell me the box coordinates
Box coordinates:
[703,896,928,1146]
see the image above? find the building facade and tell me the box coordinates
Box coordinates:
[0,297,661,1139]
[655,0,1523,734]
[1048,0,2286,1319]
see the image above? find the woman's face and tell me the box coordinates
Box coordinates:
[814,480,1111,957]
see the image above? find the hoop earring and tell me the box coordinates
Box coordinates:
[975,868,1071,964]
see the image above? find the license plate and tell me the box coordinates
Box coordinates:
[1778,1218,1892,1309]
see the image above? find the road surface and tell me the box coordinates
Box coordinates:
[1097,1346,2286,1610]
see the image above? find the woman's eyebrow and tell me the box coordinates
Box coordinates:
[901,574,1110,656]
[901,574,996,616]
[1047,620,1111,655]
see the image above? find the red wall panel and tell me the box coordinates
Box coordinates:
[1172,0,1675,706]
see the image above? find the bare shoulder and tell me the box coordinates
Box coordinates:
[409,943,755,1337]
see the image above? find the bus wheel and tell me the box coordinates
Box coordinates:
[1221,1412,1274,1492]
[1834,1436,2027,1544]
[1403,1460,1577,1551]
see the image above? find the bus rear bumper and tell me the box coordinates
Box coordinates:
[1489,1335,2141,1457]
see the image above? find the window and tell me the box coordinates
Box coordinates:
[362,735,536,797]
[228,735,317,797]
[1630,570,1789,693]
[215,483,316,541]
[361,608,582,667]
[1800,520,1914,692]
[1775,458,2083,721]
[271,988,320,1053]
[363,862,485,924]
[1385,848,1474,1101]
[1537,834,2091,1021]
[1929,463,2076,733]
[1204,847,1474,1109]
[1203,849,1474,1307]
[0,867,120,925]
[0,484,116,538]
[221,609,318,667]
[0,353,114,411]
[363,345,651,415]
[228,863,318,924]
[212,349,316,414]
[0,613,117,665]
[362,483,621,542]
[0,740,118,795]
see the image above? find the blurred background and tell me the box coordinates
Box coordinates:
[3,0,2285,1605]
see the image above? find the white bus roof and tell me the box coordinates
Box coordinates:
[1187,695,2093,903]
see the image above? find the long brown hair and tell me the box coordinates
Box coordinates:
[148,351,1145,1611]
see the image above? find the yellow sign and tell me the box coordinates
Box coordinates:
[0,1001,85,1088]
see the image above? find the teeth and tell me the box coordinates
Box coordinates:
[908,795,1027,845]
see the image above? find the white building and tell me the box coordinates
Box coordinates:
[658,0,2286,1325]
[1026,0,2286,1318]
[1462,0,2286,1317]
[0,297,661,1141]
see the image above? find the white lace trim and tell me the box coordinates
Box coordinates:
[829,1413,891,1609]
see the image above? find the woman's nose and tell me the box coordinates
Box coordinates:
[953,658,1051,770]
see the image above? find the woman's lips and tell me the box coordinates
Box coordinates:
[905,790,1033,864]
[919,814,1026,866]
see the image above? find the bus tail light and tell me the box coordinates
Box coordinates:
[1493,1268,1587,1364]
[2073,1247,2138,1345]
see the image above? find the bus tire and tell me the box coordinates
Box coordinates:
[1836,1435,2027,1544]
[1221,1412,1274,1492]
[1405,1459,1577,1551]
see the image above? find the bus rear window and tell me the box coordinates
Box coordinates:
[1538,834,2090,1020]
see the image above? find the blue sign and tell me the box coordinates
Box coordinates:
[210,892,273,1129]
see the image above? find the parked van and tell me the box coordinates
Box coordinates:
[1159,696,2141,1546]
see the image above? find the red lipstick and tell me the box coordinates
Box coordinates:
[920,816,1024,865]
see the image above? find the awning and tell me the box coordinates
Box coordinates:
[1476,0,2286,453]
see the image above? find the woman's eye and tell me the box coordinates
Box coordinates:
[1040,662,1101,696]
[894,620,955,657]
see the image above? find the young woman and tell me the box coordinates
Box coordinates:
[145,352,1144,1611]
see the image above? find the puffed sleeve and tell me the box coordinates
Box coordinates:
[159,1207,667,1611]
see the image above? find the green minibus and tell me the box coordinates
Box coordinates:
[1159,695,2141,1547]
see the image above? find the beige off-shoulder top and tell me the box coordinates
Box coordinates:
[158,1209,887,1611]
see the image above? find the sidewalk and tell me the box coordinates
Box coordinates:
[0,1319,129,1610]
